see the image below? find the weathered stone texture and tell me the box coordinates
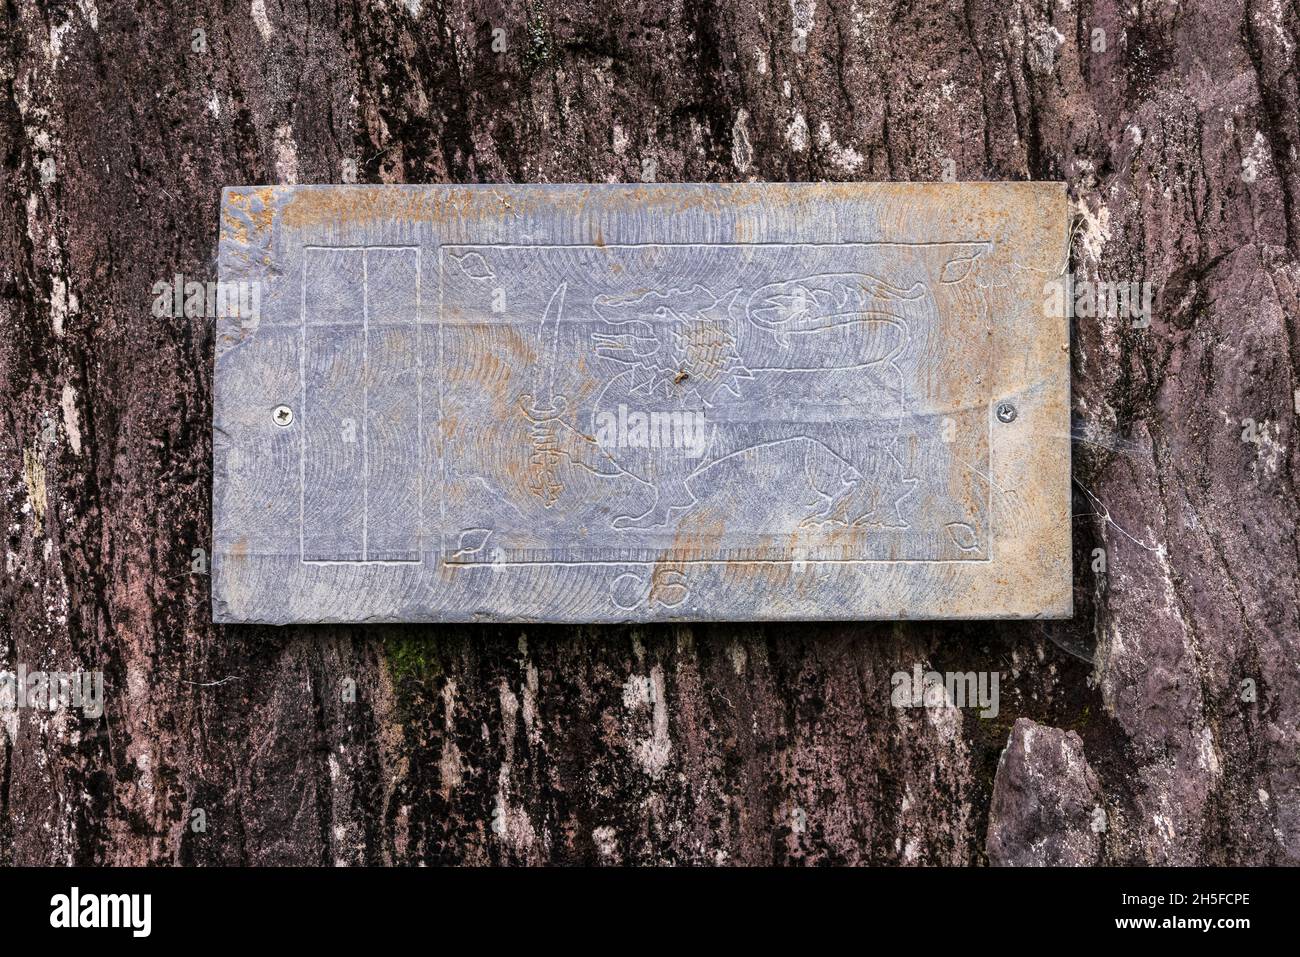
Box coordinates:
[212,183,1070,624]
[1,0,1296,864]
[987,719,1104,866]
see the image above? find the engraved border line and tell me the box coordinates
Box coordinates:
[439,240,996,566]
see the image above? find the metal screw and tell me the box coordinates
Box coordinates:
[272,405,294,427]
[996,402,1017,423]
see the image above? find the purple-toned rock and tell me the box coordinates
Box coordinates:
[987,719,1104,866]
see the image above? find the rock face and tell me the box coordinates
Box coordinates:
[1,1,1297,865]
[987,719,1104,866]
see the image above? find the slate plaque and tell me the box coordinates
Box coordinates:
[213,184,1070,623]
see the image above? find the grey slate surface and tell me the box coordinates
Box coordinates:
[213,183,1071,623]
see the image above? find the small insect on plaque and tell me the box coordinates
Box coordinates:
[213,183,1070,623]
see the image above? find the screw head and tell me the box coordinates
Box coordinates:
[995,402,1017,423]
[272,405,294,427]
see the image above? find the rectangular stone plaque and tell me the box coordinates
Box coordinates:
[213,183,1071,623]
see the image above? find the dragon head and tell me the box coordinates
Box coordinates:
[591,285,752,403]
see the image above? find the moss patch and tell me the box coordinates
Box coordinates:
[385,634,443,688]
